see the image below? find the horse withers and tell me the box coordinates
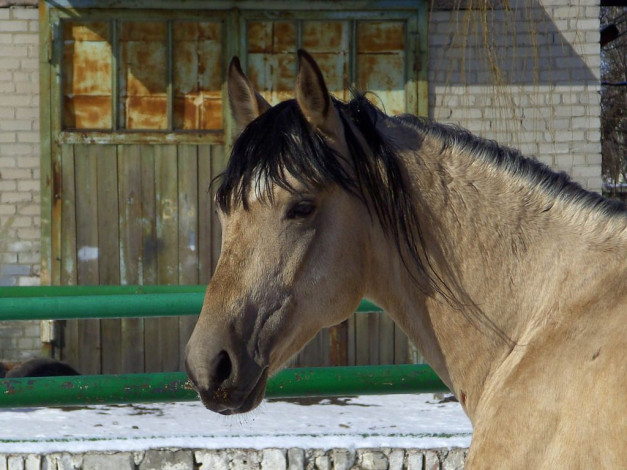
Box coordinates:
[185,50,627,468]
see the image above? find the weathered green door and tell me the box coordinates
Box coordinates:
[40,2,428,374]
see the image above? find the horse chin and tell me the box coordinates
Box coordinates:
[197,367,269,416]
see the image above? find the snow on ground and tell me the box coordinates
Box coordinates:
[0,394,472,454]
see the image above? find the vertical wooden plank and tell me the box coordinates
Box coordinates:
[118,144,145,373]
[347,313,356,366]
[379,313,395,365]
[178,144,199,370]
[197,145,214,285]
[155,144,180,371]
[97,146,121,374]
[141,145,159,373]
[393,324,410,365]
[74,144,101,375]
[210,145,226,273]
[59,144,78,366]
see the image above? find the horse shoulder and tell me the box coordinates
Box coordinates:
[467,299,626,469]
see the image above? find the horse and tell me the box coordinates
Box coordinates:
[2,358,80,378]
[185,50,627,468]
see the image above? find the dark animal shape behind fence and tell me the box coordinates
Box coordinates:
[3,358,80,378]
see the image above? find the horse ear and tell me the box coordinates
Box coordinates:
[295,49,343,139]
[227,56,271,132]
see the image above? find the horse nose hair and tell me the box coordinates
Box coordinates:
[214,350,233,386]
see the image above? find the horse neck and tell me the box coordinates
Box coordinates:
[363,121,627,421]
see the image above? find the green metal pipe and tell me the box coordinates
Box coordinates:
[0,365,447,408]
[0,288,382,320]
[0,293,204,321]
[0,285,206,298]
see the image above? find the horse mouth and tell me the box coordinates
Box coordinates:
[197,367,269,415]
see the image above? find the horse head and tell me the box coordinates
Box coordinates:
[185,51,372,414]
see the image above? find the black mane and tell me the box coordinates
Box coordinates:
[396,115,627,217]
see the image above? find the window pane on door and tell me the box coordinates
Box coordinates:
[119,21,168,130]
[173,21,223,130]
[62,21,112,129]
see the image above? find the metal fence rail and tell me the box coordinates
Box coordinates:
[0,285,382,321]
[0,364,446,408]
[0,286,445,408]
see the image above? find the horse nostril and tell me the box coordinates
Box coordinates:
[214,350,232,386]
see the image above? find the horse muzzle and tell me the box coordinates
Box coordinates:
[185,339,269,415]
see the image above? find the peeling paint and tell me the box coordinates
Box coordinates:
[77,246,98,262]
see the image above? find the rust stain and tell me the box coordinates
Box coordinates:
[357,21,405,53]
[200,98,223,130]
[174,95,222,130]
[310,52,348,95]
[272,22,296,53]
[248,22,272,54]
[173,41,197,95]
[125,96,167,130]
[120,21,166,42]
[303,21,348,52]
[276,54,296,92]
[357,53,405,91]
[63,21,109,42]
[121,41,167,96]
[63,42,112,96]
[63,95,111,129]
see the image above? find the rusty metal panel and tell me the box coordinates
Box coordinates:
[247,21,297,104]
[173,21,223,130]
[303,21,350,100]
[62,21,112,129]
[119,21,167,130]
[356,21,406,115]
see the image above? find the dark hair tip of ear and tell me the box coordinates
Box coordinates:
[230,56,242,73]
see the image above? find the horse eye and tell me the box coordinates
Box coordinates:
[286,201,316,220]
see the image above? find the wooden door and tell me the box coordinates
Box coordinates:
[40,2,428,373]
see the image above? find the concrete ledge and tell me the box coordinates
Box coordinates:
[0,448,469,469]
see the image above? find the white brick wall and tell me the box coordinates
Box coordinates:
[0,5,41,361]
[429,0,602,191]
[0,5,40,289]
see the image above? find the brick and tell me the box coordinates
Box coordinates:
[0,58,20,70]
[17,180,39,192]
[18,274,40,287]
[0,181,17,191]
[138,450,194,470]
[12,33,38,45]
[424,451,441,470]
[11,8,38,21]
[1,168,31,179]
[83,453,135,470]
[0,120,31,131]
[287,448,304,470]
[388,450,404,470]
[1,192,31,203]
[0,45,29,58]
[406,451,424,470]
[1,215,31,228]
[23,455,39,470]
[195,451,229,470]
[16,132,39,143]
[230,450,260,468]
[16,156,39,167]
[261,449,286,470]
[16,228,39,240]
[0,21,28,32]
